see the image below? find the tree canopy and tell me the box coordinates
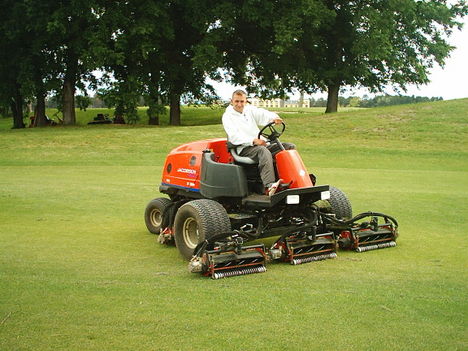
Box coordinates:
[210,0,466,112]
[0,0,466,127]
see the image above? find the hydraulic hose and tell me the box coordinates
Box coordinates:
[320,211,399,228]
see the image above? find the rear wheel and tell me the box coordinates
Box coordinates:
[317,186,352,219]
[144,198,172,234]
[174,199,231,260]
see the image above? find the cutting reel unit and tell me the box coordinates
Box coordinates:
[187,210,398,279]
[188,225,339,279]
[188,232,268,279]
[269,228,337,265]
[326,212,399,252]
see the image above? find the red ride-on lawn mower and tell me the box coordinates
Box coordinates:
[145,123,398,279]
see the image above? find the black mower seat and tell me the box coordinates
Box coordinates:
[227,142,257,165]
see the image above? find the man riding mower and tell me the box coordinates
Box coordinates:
[144,121,398,279]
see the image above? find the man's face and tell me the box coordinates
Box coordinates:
[231,93,247,113]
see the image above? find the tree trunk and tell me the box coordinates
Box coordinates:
[325,83,340,113]
[33,93,47,127]
[147,83,162,126]
[11,85,25,129]
[169,93,181,126]
[62,78,76,125]
[148,116,159,125]
[62,50,78,125]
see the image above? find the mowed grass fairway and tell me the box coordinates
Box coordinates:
[1,99,467,350]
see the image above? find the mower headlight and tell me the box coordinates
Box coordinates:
[321,191,330,200]
[286,195,300,204]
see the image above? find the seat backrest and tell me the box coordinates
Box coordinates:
[226,141,257,165]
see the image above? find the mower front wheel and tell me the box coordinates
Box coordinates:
[174,199,231,260]
[144,197,172,234]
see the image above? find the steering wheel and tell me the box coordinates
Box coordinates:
[258,121,286,142]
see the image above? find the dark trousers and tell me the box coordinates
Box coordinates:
[239,142,295,187]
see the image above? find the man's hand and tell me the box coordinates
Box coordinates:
[273,117,283,125]
[253,138,267,146]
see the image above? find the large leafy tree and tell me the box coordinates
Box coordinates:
[310,0,467,112]
[46,0,101,125]
[25,1,65,127]
[1,0,103,127]
[160,0,219,125]
[209,0,466,113]
[203,0,329,97]
[0,0,29,128]
[98,0,219,126]
[95,1,148,124]
[0,0,62,128]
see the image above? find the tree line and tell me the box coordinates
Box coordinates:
[1,0,466,128]
[42,93,443,110]
[310,95,443,108]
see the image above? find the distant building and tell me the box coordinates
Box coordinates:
[249,97,310,108]
[284,99,310,108]
[249,97,284,108]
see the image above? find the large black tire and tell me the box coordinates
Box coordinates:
[174,199,231,260]
[328,186,352,219]
[317,186,352,219]
[144,197,172,234]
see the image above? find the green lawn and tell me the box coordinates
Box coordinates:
[1,99,467,350]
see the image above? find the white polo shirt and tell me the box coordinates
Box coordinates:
[222,104,277,153]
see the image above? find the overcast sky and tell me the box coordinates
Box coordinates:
[402,15,468,100]
[212,16,468,101]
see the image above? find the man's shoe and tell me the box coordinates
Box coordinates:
[267,179,283,196]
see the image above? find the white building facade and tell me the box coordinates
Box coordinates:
[249,97,310,108]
